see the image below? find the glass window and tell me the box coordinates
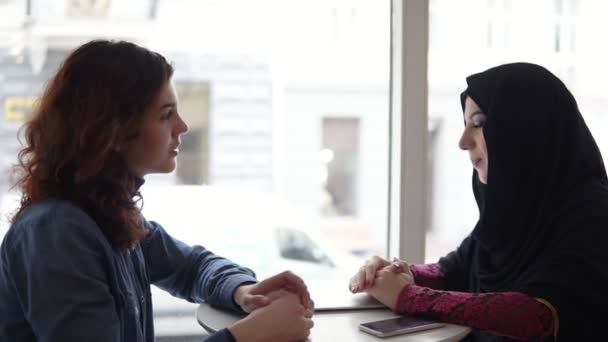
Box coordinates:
[0,0,390,337]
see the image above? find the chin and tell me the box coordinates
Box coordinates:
[156,161,177,174]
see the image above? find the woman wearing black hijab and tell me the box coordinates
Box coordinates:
[349,63,608,341]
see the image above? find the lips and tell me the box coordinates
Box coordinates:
[471,158,482,167]
[170,143,180,153]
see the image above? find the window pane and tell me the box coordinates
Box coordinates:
[427,0,608,262]
[0,0,390,337]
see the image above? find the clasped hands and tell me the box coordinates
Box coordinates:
[228,257,413,341]
[229,270,314,342]
[233,270,314,315]
[348,256,415,311]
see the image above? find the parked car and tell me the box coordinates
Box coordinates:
[139,184,362,335]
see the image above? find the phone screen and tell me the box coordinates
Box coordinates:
[359,315,444,337]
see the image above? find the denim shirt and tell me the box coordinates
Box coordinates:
[0,199,257,342]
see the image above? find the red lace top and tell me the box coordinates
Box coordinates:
[401,264,555,340]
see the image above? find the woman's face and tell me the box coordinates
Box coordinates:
[459,96,488,184]
[124,79,189,177]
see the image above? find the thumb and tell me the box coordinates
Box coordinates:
[248,295,271,308]
[389,257,404,273]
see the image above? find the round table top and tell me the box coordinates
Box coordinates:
[197,303,471,342]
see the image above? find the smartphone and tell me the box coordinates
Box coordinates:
[359,315,445,337]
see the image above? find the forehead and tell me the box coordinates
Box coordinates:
[142,80,177,119]
[462,96,482,122]
[464,96,482,115]
[156,80,177,103]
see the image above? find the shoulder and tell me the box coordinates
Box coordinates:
[2,199,109,256]
[140,217,171,245]
[14,199,94,225]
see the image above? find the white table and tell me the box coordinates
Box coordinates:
[197,303,471,341]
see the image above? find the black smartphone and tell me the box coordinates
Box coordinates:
[359,315,445,337]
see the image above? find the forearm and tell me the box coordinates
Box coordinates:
[409,263,446,289]
[194,250,257,310]
[143,220,256,310]
[396,284,555,340]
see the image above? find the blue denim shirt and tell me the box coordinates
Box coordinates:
[0,199,257,342]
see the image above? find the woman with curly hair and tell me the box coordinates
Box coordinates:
[0,40,313,342]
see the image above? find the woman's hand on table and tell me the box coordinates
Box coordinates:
[234,270,314,314]
[229,291,313,342]
[349,256,413,293]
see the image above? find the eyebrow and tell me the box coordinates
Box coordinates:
[159,102,177,110]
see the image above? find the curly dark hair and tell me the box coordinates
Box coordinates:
[12,39,174,249]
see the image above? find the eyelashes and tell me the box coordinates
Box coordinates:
[161,110,175,121]
[472,113,487,128]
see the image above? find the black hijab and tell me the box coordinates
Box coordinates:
[439,63,608,341]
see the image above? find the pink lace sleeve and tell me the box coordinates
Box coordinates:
[396,284,555,340]
[409,263,446,289]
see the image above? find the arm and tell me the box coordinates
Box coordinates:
[3,203,120,341]
[350,236,474,293]
[409,263,446,289]
[350,259,447,292]
[140,219,257,312]
[396,284,555,340]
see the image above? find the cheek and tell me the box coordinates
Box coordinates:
[481,141,488,159]
[127,133,165,161]
[138,126,170,150]
[126,141,150,165]
[476,133,488,155]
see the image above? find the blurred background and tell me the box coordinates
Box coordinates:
[1,0,607,339]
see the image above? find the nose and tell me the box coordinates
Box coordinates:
[458,128,473,151]
[175,113,189,136]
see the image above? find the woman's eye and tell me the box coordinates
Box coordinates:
[161,111,173,120]
[472,114,486,128]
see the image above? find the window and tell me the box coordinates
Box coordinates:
[321,117,360,216]
[0,0,391,338]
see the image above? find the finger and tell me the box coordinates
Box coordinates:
[349,275,359,293]
[252,271,312,309]
[350,269,365,292]
[300,292,312,310]
[275,271,310,299]
[300,319,313,341]
[254,270,305,293]
[389,257,404,273]
[401,261,412,276]
[365,264,377,287]
[304,308,314,318]
[389,263,403,273]
[370,255,391,269]
[364,256,391,286]
[281,282,312,309]
[247,295,271,308]
[355,269,367,291]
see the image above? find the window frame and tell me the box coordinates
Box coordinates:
[388,0,429,263]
